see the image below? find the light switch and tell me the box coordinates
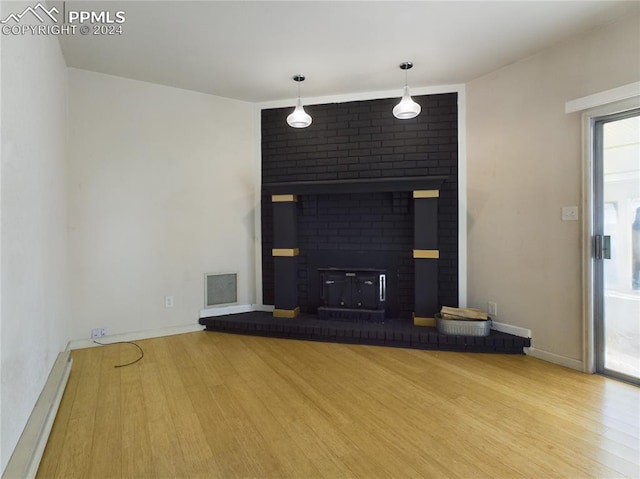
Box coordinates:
[165,295,174,308]
[562,206,579,221]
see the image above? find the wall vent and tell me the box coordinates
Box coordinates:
[205,273,237,307]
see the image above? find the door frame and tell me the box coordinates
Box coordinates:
[580,95,640,375]
[591,108,640,383]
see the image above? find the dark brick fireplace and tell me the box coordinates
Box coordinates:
[261,93,458,321]
[201,92,529,353]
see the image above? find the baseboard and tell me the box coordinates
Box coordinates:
[199,303,274,318]
[199,304,253,318]
[2,351,72,479]
[524,347,584,371]
[491,322,586,372]
[67,323,205,350]
[252,304,275,312]
[490,320,531,338]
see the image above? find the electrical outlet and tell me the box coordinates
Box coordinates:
[165,295,174,308]
[561,206,579,221]
[488,302,498,317]
[91,328,108,339]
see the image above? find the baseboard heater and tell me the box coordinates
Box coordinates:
[2,351,72,479]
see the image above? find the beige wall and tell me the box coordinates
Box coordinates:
[0,5,69,470]
[67,69,257,341]
[466,14,640,365]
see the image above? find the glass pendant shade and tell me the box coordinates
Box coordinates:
[393,86,421,119]
[287,98,312,128]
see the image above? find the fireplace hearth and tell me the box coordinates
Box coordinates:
[199,311,532,354]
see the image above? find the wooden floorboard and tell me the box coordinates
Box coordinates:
[37,331,639,478]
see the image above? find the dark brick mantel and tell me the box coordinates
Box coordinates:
[263,175,448,196]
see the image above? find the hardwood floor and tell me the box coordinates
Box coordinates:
[37,331,639,478]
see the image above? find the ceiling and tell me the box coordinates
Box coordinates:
[55,1,638,103]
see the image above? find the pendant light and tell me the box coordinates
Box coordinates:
[287,74,312,128]
[393,62,421,120]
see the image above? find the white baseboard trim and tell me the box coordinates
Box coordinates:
[252,304,275,312]
[67,323,205,350]
[491,322,585,372]
[2,351,72,479]
[200,304,253,318]
[490,320,531,338]
[525,347,584,371]
[199,303,273,318]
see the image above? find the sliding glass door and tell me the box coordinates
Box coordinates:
[594,109,640,384]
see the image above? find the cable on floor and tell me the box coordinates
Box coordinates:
[93,340,144,368]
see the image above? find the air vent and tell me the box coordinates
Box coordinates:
[205,273,237,307]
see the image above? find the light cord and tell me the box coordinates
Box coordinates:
[93,340,144,368]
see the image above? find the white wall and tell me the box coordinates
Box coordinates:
[67,69,256,340]
[0,4,69,470]
[466,14,640,366]
[0,9,635,471]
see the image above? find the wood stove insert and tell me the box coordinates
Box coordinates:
[318,268,386,322]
